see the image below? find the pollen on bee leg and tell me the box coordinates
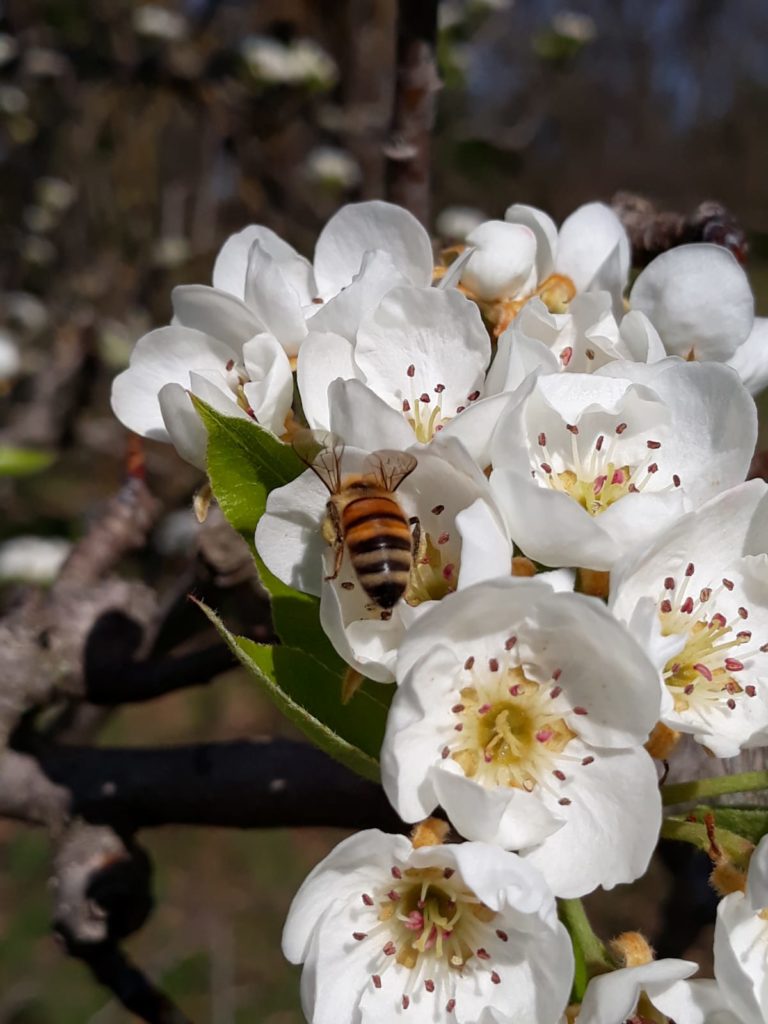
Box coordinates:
[411,817,451,848]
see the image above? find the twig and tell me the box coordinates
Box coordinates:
[385,0,440,226]
[85,643,236,704]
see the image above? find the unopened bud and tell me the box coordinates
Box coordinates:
[645,722,680,761]
[610,931,654,967]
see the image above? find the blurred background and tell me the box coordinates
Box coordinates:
[0,0,767,1020]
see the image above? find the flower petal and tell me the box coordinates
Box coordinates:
[555,202,630,294]
[171,284,263,349]
[157,382,208,469]
[578,961,699,1024]
[327,378,415,451]
[308,249,408,340]
[504,204,557,281]
[244,242,309,356]
[296,330,357,431]
[462,220,537,300]
[521,746,661,897]
[727,316,768,395]
[630,244,754,360]
[355,285,490,416]
[110,325,237,439]
[241,333,294,434]
[313,200,433,297]
[213,224,315,302]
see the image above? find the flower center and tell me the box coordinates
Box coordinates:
[533,422,680,516]
[659,566,763,714]
[448,659,578,793]
[406,532,457,605]
[400,364,483,444]
[355,865,504,1010]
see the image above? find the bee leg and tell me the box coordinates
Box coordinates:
[323,505,344,582]
[409,516,422,559]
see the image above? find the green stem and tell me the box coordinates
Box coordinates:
[661,816,753,865]
[558,898,612,1002]
[663,770,768,807]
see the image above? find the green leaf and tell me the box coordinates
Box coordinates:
[0,446,56,477]
[191,396,303,538]
[197,600,393,782]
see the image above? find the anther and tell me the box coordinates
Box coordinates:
[451,704,465,713]
[488,658,499,672]
[225,358,235,371]
[727,698,737,710]
[550,685,562,699]
[425,980,435,993]
[739,607,749,619]
[558,797,572,806]
[560,346,573,366]
[711,613,726,628]
[660,599,672,613]
[694,663,713,681]
[616,422,628,434]
[595,435,604,451]
[402,996,410,1009]
[464,656,475,670]
[700,588,712,602]
[438,532,450,544]
[478,703,491,715]
[435,383,445,393]
[496,929,508,941]
[581,756,594,766]
[491,971,501,985]
[456,405,465,414]
[738,631,752,641]
[664,577,675,590]
[746,686,757,697]
[353,932,367,941]
[673,474,681,487]
[538,432,547,446]
[586,348,595,360]
[454,723,464,732]
[647,463,658,474]
[552,669,562,681]
[684,684,695,695]
[553,769,566,781]
[387,889,400,901]
[723,578,734,591]
[402,399,411,412]
[441,746,450,759]
[407,364,416,378]
[505,635,517,650]
[443,563,455,580]
[725,659,745,672]
[362,893,374,906]
[372,975,382,989]
[685,563,695,577]
[391,866,402,879]
[509,684,522,696]
[443,867,455,878]
[647,440,661,449]
[566,423,579,435]
[468,390,480,401]
[383,941,397,956]
[477,948,490,960]
[341,581,354,590]
[541,462,553,474]
[431,504,445,516]
[420,393,431,403]
[573,706,588,715]
[680,597,694,614]
[446,999,456,1013]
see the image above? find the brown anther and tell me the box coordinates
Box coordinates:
[616,422,628,434]
[464,656,475,670]
[431,504,445,515]
[647,440,661,449]
[566,423,579,435]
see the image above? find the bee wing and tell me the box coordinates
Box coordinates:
[370,449,418,492]
[292,429,345,493]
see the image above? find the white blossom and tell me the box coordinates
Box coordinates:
[282,829,574,1024]
[713,835,768,1024]
[576,959,704,1024]
[240,35,338,88]
[457,202,630,333]
[611,481,768,757]
[255,439,512,681]
[381,578,662,897]
[630,243,768,395]
[490,359,756,571]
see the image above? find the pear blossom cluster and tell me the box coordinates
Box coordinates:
[111,198,768,1024]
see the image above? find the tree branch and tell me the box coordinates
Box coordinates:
[2,739,405,833]
[385,0,440,226]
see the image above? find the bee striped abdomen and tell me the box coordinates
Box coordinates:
[342,495,412,609]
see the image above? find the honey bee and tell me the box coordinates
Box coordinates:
[294,432,419,612]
